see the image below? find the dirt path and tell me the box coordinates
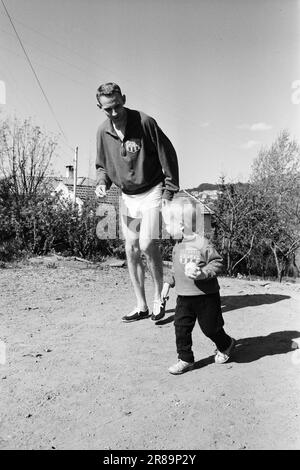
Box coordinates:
[0,257,300,450]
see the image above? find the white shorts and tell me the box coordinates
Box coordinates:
[120,183,163,241]
[121,182,163,218]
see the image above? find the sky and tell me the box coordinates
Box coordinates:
[0,0,299,188]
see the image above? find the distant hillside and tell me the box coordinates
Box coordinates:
[186,183,219,192]
[186,182,249,192]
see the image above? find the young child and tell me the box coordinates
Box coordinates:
[161,197,235,375]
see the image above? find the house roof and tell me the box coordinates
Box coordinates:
[64,184,96,201]
[44,176,97,202]
[48,176,213,210]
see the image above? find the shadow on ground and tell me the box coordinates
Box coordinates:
[192,330,300,370]
[156,294,291,325]
[221,294,291,313]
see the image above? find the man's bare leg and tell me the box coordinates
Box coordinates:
[140,239,163,302]
[125,240,148,311]
[139,207,163,303]
[121,215,148,312]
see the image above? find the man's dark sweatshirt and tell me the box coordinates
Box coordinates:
[96,108,179,200]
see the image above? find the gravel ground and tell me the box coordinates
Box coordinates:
[0,256,299,450]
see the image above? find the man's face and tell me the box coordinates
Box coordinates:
[98,93,126,125]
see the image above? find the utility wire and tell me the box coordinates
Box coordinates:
[182,188,214,215]
[0,0,74,151]
[182,188,228,229]
[0,11,236,151]
[0,42,94,92]
[0,12,231,147]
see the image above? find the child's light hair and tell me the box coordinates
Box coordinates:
[169,196,196,217]
[165,196,196,233]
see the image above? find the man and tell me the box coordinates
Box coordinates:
[95,82,179,322]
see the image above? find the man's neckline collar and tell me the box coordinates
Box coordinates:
[104,107,130,138]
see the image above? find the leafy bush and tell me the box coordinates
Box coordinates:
[0,186,125,261]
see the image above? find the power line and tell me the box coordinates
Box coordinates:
[0,42,95,91]
[0,27,99,86]
[182,188,228,229]
[0,0,74,151]
[0,11,231,147]
[0,5,246,157]
[0,10,238,152]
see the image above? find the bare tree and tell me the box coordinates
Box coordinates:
[250,130,300,281]
[212,178,258,276]
[0,116,58,202]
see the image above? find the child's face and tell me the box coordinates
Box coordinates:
[164,216,184,239]
[163,203,190,239]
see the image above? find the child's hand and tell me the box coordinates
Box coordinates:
[185,262,207,280]
[184,262,199,278]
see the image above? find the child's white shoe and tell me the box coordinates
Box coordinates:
[214,338,236,364]
[168,359,194,375]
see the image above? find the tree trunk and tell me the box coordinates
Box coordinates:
[270,244,281,282]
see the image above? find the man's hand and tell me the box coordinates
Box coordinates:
[95,184,107,198]
[161,198,172,224]
[161,198,171,208]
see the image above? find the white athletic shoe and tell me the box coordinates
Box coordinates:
[168,359,194,375]
[214,338,236,364]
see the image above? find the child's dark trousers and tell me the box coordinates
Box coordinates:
[174,292,231,363]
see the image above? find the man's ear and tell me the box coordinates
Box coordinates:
[122,94,126,105]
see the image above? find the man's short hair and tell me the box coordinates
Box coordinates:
[96,82,122,104]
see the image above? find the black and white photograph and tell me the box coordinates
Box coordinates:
[0,0,300,453]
